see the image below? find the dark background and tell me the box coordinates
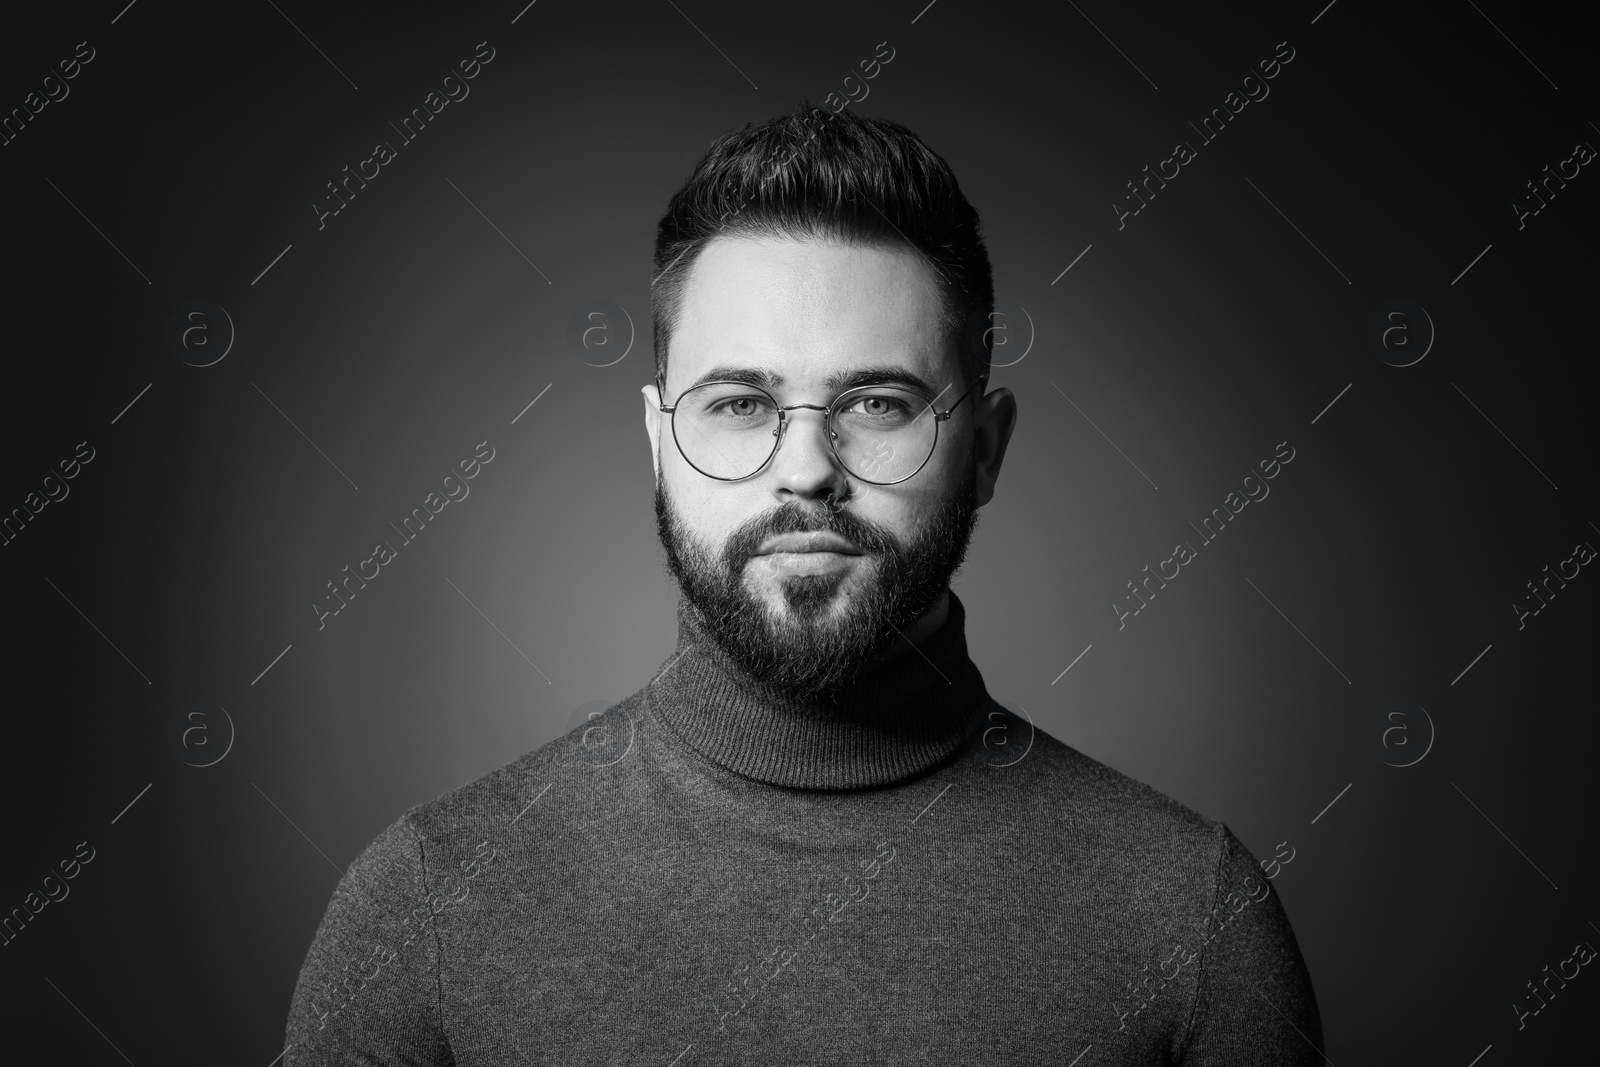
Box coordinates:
[1,0,1595,1061]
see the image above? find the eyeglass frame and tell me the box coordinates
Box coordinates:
[656,371,989,485]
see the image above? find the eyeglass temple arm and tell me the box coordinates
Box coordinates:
[934,373,989,421]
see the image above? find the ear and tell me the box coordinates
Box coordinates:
[641,382,663,480]
[970,386,1017,508]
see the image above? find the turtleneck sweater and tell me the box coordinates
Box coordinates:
[286,592,1323,1064]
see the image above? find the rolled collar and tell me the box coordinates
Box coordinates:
[644,591,990,790]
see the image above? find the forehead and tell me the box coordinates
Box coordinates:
[666,235,957,393]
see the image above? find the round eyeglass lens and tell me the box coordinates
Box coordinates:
[671,382,782,479]
[831,385,940,484]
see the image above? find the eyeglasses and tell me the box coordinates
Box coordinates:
[658,373,987,484]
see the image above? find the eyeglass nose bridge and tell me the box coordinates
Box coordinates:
[769,401,841,457]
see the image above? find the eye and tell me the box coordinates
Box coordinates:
[703,393,774,420]
[716,396,763,417]
[838,392,918,423]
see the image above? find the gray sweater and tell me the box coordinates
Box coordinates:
[286,593,1323,1064]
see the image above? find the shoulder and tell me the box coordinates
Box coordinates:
[952,710,1256,920]
[368,690,649,863]
[991,715,1224,852]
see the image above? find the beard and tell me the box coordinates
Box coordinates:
[655,471,980,700]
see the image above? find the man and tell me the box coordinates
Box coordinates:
[287,104,1322,1063]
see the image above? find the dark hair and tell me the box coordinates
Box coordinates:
[650,103,994,394]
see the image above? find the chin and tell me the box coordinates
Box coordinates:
[749,566,867,619]
[778,573,853,619]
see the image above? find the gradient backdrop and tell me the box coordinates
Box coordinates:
[2,0,1595,1062]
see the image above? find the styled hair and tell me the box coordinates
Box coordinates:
[650,103,994,393]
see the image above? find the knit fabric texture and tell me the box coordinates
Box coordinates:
[286,592,1323,1064]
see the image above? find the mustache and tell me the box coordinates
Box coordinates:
[722,500,898,573]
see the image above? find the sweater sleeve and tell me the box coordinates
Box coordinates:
[1177,824,1324,1065]
[284,815,454,1065]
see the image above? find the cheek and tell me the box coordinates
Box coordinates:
[849,477,938,538]
[904,426,971,496]
[664,467,748,542]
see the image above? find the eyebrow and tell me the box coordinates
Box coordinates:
[684,363,942,397]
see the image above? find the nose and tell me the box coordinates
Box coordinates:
[768,406,850,503]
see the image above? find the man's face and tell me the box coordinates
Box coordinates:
[641,236,997,696]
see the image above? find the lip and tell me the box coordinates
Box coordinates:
[754,532,863,555]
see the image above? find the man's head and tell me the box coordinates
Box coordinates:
[642,105,1017,698]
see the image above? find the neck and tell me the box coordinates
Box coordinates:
[643,590,990,790]
[884,589,950,660]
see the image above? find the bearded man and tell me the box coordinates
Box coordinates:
[287,104,1322,1065]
